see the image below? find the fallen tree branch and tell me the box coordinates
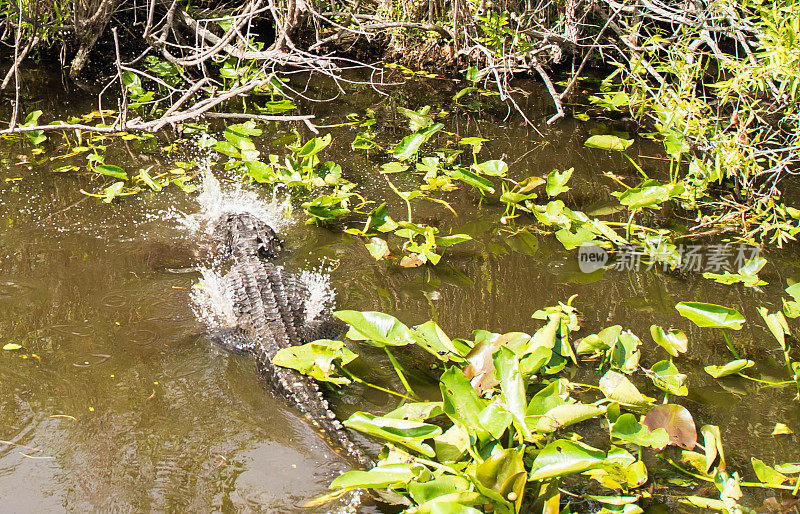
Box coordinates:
[533,60,564,125]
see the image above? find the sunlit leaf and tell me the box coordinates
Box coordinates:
[700,424,725,473]
[611,413,670,448]
[273,339,357,385]
[95,164,128,180]
[474,160,508,177]
[493,347,530,439]
[412,321,465,361]
[584,134,633,152]
[385,401,443,420]
[336,311,414,346]
[533,403,605,433]
[2,343,22,350]
[772,422,794,435]
[545,168,573,197]
[650,325,688,356]
[344,412,441,457]
[330,463,423,489]
[704,359,754,378]
[752,458,788,486]
[393,123,444,161]
[675,302,745,330]
[297,133,332,158]
[529,440,606,481]
[366,237,390,260]
[599,371,654,408]
[475,447,526,506]
[645,360,688,396]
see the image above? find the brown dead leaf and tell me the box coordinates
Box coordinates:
[643,403,697,450]
[463,340,500,395]
[400,253,426,268]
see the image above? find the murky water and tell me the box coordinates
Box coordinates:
[1,67,798,512]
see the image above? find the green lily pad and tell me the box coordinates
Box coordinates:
[675,302,745,330]
[704,359,754,378]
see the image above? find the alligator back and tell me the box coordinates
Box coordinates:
[209,212,372,472]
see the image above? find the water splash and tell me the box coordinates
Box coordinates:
[299,265,337,324]
[190,267,237,330]
[179,167,292,236]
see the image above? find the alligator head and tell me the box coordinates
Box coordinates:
[212,212,283,261]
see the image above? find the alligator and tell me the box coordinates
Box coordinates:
[207,212,373,498]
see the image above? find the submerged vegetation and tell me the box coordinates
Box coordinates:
[1,0,800,512]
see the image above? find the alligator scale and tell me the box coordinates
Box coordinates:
[205,212,372,483]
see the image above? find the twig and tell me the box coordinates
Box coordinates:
[533,61,564,125]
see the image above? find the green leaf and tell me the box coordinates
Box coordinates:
[363,203,398,234]
[752,458,788,486]
[95,164,128,180]
[599,371,654,408]
[532,403,605,433]
[555,227,595,250]
[758,307,790,350]
[439,367,488,438]
[505,229,539,255]
[393,123,444,161]
[412,321,465,361]
[529,439,606,481]
[344,412,441,457]
[466,66,486,83]
[381,162,409,174]
[611,413,670,449]
[701,424,724,473]
[610,331,641,374]
[272,339,357,384]
[385,401,444,420]
[493,347,530,440]
[436,234,472,248]
[786,282,800,303]
[102,181,126,203]
[545,168,573,197]
[448,167,495,193]
[475,447,526,506]
[139,168,162,192]
[397,106,433,131]
[526,378,569,417]
[584,134,633,152]
[474,160,508,177]
[650,325,688,357]
[365,237,390,260]
[704,359,754,378]
[646,360,688,396]
[675,302,745,330]
[679,497,725,511]
[408,475,472,505]
[772,423,793,435]
[330,463,422,489]
[617,180,675,210]
[2,343,22,350]
[459,136,489,153]
[297,133,332,158]
[212,140,241,158]
[335,311,414,346]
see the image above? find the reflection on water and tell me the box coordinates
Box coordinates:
[0,70,798,512]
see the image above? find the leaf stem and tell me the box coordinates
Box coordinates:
[384,347,420,400]
[664,458,797,491]
[336,365,416,401]
[720,328,740,359]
